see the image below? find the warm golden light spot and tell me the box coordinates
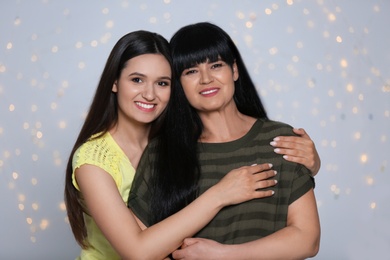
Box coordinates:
[78,62,86,69]
[50,102,57,110]
[40,219,49,230]
[18,204,25,210]
[18,194,26,202]
[245,21,253,28]
[9,104,15,112]
[30,237,36,243]
[370,202,376,209]
[265,8,272,15]
[292,55,299,62]
[163,0,171,3]
[336,36,342,43]
[365,176,374,186]
[360,154,368,163]
[286,0,293,6]
[32,203,39,211]
[75,41,83,49]
[6,42,13,49]
[26,218,33,225]
[346,83,353,92]
[23,122,30,130]
[12,172,18,180]
[236,12,245,19]
[269,47,278,55]
[14,17,21,26]
[31,178,38,185]
[0,64,6,73]
[59,121,67,129]
[354,132,361,140]
[90,40,98,47]
[328,13,336,21]
[36,131,43,139]
[59,202,67,211]
[31,54,38,62]
[352,107,358,114]
[323,31,330,38]
[340,59,348,68]
[106,20,114,28]
[31,105,38,112]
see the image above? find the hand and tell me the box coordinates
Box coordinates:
[271,128,321,176]
[214,163,277,207]
[172,238,224,260]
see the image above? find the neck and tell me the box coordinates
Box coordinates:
[109,120,151,168]
[198,105,256,143]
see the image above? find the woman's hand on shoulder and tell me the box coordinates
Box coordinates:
[214,163,277,207]
[271,128,321,176]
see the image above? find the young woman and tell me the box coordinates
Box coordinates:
[64,30,279,260]
[129,23,320,259]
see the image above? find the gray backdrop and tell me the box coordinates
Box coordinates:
[1,0,389,259]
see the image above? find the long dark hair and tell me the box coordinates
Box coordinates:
[64,30,172,248]
[149,22,268,223]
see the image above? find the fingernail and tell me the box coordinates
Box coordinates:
[274,148,280,153]
[268,163,273,168]
[271,190,275,195]
[273,137,280,141]
[283,155,288,159]
[274,171,277,175]
[274,180,278,184]
[270,141,276,146]
[251,163,257,166]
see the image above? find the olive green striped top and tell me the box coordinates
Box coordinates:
[129,118,314,244]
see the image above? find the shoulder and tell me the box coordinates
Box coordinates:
[73,132,123,172]
[257,118,296,137]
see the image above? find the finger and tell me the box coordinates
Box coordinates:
[246,163,273,174]
[292,128,311,139]
[253,189,275,198]
[182,237,198,247]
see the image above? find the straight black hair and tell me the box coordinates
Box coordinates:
[149,22,268,224]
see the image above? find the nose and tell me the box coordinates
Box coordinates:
[199,69,213,85]
[142,83,156,101]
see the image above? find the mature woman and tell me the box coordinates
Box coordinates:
[129,22,320,259]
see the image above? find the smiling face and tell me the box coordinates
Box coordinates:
[112,53,171,126]
[180,59,238,114]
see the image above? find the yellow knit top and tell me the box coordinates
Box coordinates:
[72,132,135,260]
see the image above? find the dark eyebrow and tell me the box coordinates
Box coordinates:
[128,72,171,81]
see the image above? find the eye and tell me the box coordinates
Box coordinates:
[211,63,223,69]
[131,77,143,83]
[183,69,197,76]
[158,81,170,87]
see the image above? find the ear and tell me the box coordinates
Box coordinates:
[112,81,118,93]
[232,62,239,81]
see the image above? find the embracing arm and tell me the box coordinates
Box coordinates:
[172,189,320,260]
[271,128,321,176]
[75,163,276,260]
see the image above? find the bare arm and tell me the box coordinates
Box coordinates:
[172,189,320,260]
[271,128,321,176]
[75,163,277,260]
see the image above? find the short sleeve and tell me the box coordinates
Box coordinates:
[289,164,315,204]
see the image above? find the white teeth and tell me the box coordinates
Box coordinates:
[201,89,217,95]
[136,102,154,109]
